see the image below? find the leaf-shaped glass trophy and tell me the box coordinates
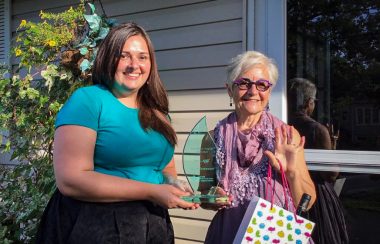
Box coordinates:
[182,116,228,204]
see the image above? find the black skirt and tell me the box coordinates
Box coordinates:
[308,178,349,244]
[36,190,174,244]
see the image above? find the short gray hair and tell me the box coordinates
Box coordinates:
[288,78,317,110]
[226,51,279,87]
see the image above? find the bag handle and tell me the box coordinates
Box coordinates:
[265,158,298,220]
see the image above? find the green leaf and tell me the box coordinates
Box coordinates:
[84,14,101,34]
[89,41,97,48]
[41,64,59,91]
[49,101,62,113]
[88,2,96,14]
[75,36,91,48]
[39,96,49,106]
[105,18,118,27]
[60,72,73,81]
[79,47,89,55]
[19,89,27,99]
[4,140,10,152]
[79,59,91,72]
[94,27,109,41]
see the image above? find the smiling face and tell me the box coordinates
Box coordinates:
[113,35,151,97]
[228,64,272,118]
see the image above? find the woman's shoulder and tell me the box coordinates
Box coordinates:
[73,84,108,96]
[216,112,235,125]
[264,111,285,128]
[69,84,109,103]
[56,85,109,130]
[60,85,109,113]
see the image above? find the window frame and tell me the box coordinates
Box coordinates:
[247,0,380,174]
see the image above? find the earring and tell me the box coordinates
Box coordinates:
[265,102,270,111]
[229,97,233,107]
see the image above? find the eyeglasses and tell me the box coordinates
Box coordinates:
[232,78,272,92]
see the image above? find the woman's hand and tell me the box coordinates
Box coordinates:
[264,125,305,176]
[264,124,316,208]
[164,175,194,194]
[150,184,199,210]
[200,187,233,211]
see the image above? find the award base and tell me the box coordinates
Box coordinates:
[182,194,229,204]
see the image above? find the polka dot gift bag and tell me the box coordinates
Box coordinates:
[233,161,315,244]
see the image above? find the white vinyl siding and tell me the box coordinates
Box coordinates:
[0,0,11,164]
[0,0,10,65]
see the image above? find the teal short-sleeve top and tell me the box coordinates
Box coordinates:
[55,85,174,184]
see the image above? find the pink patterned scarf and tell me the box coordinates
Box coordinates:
[214,111,285,206]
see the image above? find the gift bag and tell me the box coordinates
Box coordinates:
[233,196,314,244]
[233,160,315,244]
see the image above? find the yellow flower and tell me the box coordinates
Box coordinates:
[20,20,27,27]
[47,40,57,47]
[15,48,22,57]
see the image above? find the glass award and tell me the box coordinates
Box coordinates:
[182,116,229,204]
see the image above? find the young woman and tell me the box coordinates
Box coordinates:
[36,23,197,244]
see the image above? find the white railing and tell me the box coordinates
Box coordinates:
[305,149,380,174]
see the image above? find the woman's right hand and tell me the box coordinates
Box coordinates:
[150,184,199,210]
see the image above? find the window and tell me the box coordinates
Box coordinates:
[287,2,380,243]
[287,1,380,152]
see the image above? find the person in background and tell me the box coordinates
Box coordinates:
[203,51,316,244]
[288,78,349,244]
[288,78,332,149]
[36,22,198,244]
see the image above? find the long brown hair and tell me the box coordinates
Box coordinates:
[92,22,177,145]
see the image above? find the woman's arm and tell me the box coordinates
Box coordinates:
[162,158,194,193]
[315,125,340,182]
[265,125,316,209]
[54,125,197,209]
[162,158,177,178]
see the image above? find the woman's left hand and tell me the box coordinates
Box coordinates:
[264,125,316,208]
[164,175,194,194]
[264,125,305,175]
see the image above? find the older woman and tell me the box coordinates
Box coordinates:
[203,51,316,244]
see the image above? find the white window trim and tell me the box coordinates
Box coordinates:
[306,149,380,174]
[246,0,287,121]
[246,0,380,174]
